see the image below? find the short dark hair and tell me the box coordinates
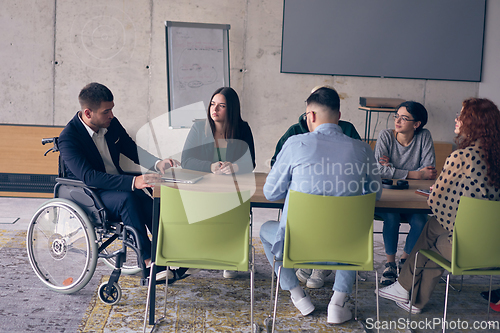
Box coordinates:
[397,101,428,133]
[78,82,113,111]
[207,87,243,139]
[306,87,340,113]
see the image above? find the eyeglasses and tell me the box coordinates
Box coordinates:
[393,114,415,122]
[302,111,315,121]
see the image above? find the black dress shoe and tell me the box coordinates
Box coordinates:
[167,267,190,285]
[480,288,500,304]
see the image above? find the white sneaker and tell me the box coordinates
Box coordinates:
[291,290,315,316]
[377,281,409,303]
[306,270,331,289]
[156,269,174,281]
[396,301,422,314]
[185,268,201,275]
[223,270,238,278]
[327,302,352,324]
[296,268,312,283]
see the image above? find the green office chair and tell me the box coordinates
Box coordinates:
[143,186,255,332]
[411,196,500,332]
[270,190,379,332]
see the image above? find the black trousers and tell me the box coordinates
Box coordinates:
[99,189,153,261]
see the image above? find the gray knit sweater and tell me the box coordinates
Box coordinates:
[374,129,435,179]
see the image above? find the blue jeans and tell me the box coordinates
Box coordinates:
[259,220,355,293]
[379,213,428,256]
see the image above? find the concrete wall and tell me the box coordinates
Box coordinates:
[479,0,500,107]
[2,0,499,172]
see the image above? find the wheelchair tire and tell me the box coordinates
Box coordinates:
[26,198,98,294]
[98,282,122,305]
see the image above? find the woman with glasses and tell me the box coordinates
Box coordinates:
[378,98,500,313]
[374,101,437,286]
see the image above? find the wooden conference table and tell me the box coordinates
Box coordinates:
[146,171,434,324]
[152,171,433,213]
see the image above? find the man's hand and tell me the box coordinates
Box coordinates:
[134,173,161,189]
[156,158,180,174]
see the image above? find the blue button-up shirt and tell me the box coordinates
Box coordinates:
[264,123,382,255]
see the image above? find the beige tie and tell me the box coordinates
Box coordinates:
[92,129,119,175]
[93,128,152,197]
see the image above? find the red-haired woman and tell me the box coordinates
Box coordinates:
[377,98,500,313]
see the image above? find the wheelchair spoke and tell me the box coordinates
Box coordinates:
[27,199,98,294]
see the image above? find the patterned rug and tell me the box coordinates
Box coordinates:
[78,239,370,333]
[7,225,499,333]
[76,238,500,333]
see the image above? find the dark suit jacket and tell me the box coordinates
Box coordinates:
[180,119,256,173]
[58,112,159,192]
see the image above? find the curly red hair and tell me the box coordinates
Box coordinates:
[456,98,500,188]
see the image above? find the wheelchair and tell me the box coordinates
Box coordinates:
[26,137,148,305]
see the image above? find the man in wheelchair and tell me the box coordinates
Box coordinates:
[58,82,176,275]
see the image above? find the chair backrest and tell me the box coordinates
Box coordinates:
[283,190,376,271]
[452,196,500,275]
[157,186,251,271]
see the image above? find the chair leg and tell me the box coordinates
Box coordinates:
[441,275,463,292]
[163,266,169,317]
[375,271,380,333]
[354,270,358,320]
[409,252,419,322]
[250,246,255,332]
[442,273,450,333]
[143,264,155,333]
[270,256,278,313]
[487,275,493,321]
[271,266,283,333]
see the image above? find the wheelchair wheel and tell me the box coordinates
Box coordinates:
[100,239,142,275]
[26,199,98,294]
[98,282,122,305]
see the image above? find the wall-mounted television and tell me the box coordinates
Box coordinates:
[281,0,486,82]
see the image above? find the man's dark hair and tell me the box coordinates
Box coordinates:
[78,82,114,111]
[306,87,340,113]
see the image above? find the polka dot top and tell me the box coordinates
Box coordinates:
[427,144,500,242]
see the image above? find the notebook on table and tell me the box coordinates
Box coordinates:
[161,168,205,184]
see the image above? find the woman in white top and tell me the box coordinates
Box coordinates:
[374,101,437,286]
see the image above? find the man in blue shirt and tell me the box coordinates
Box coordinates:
[260,87,382,324]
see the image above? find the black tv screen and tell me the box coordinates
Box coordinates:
[281,0,486,81]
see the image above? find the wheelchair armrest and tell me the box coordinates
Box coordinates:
[54,177,108,225]
[55,177,97,189]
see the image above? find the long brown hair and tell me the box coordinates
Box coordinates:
[206,87,243,139]
[456,98,500,188]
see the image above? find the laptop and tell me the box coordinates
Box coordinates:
[161,168,205,184]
